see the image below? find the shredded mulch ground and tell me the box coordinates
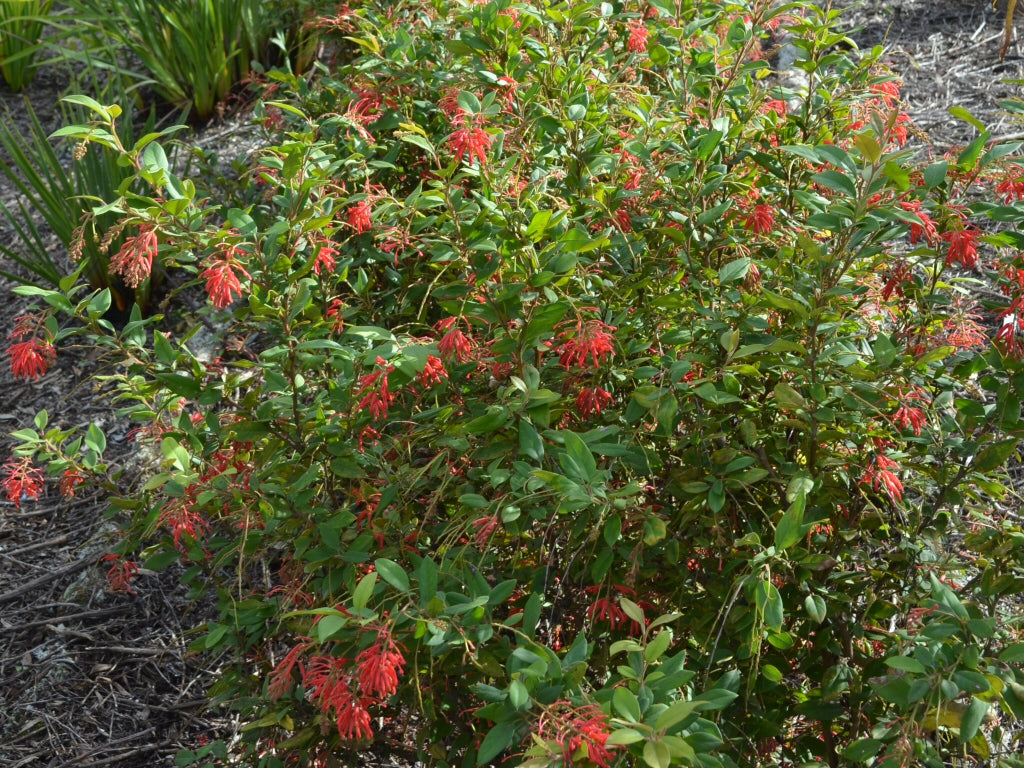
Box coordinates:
[2,1,1024,765]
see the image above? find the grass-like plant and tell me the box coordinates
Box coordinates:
[0,92,169,311]
[57,0,316,122]
[0,0,52,91]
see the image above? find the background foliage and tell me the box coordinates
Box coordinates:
[8,0,1024,766]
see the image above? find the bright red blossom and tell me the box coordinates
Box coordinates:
[448,119,494,166]
[347,201,373,233]
[556,319,616,370]
[303,654,374,741]
[435,317,476,363]
[313,243,337,275]
[942,226,979,270]
[744,203,775,234]
[202,246,250,309]
[860,454,903,502]
[354,356,395,421]
[109,225,158,288]
[7,338,56,381]
[577,387,613,419]
[100,554,139,594]
[355,625,406,700]
[158,499,209,550]
[536,702,618,768]
[626,20,649,53]
[1,456,45,508]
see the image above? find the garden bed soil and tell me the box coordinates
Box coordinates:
[1,1,1024,764]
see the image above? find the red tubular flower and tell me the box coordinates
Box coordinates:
[472,514,498,549]
[60,469,85,498]
[109,225,158,288]
[201,246,250,309]
[313,243,338,275]
[577,387,613,419]
[355,624,406,700]
[744,203,775,234]
[268,640,310,702]
[354,356,395,421]
[158,499,209,550]
[99,554,139,594]
[435,317,475,363]
[556,319,616,370]
[537,702,618,768]
[859,454,903,502]
[626,20,649,53]
[1,456,45,508]
[942,226,979,270]
[7,338,56,381]
[303,654,374,741]
[448,119,494,166]
[347,201,373,233]
[899,200,938,245]
[418,354,448,387]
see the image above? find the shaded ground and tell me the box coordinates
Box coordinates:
[2,1,1024,765]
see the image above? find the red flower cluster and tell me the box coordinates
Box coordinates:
[1,456,45,508]
[202,245,250,309]
[270,623,406,743]
[347,201,373,233]
[312,242,338,275]
[418,354,448,388]
[891,387,929,436]
[860,454,903,502]
[100,554,139,594]
[744,203,775,234]
[354,356,396,420]
[355,624,406,699]
[109,224,158,288]
[435,316,476,363]
[577,387,613,419]
[942,225,979,270]
[626,20,649,53]
[6,313,56,381]
[158,499,210,550]
[448,116,494,166]
[535,701,618,768]
[556,318,616,370]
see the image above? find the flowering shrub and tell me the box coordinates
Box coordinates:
[11,0,1024,766]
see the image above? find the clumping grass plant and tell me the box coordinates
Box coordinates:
[55,0,319,122]
[9,0,1024,767]
[0,0,51,91]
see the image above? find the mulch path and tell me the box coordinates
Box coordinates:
[2,1,1024,765]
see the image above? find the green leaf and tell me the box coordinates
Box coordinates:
[773,382,806,412]
[756,579,784,631]
[642,739,670,768]
[374,559,410,592]
[972,438,1019,473]
[508,679,529,710]
[655,700,698,732]
[854,132,882,163]
[352,571,378,611]
[775,493,805,551]
[960,697,988,742]
[607,728,645,745]
[644,629,672,663]
[885,655,927,674]
[619,597,645,627]
[317,614,347,642]
[477,722,517,764]
[613,687,642,722]
[999,642,1024,662]
[804,595,827,624]
[718,257,750,284]
[560,430,597,482]
[844,738,883,762]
